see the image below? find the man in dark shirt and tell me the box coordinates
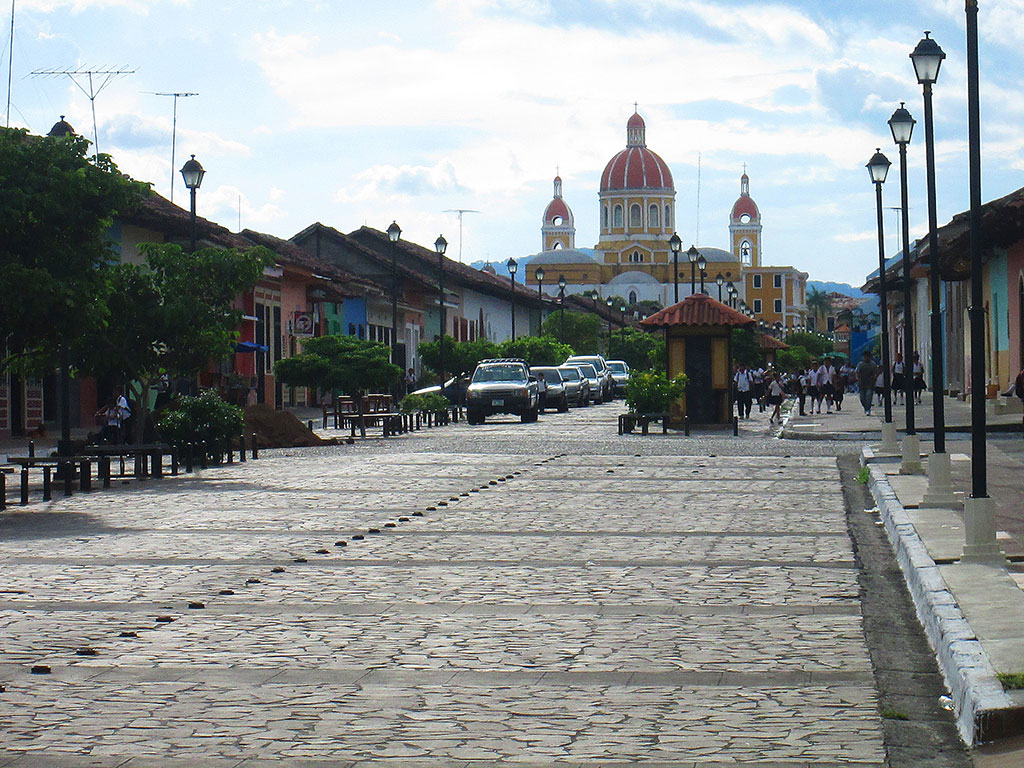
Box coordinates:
[856,351,879,416]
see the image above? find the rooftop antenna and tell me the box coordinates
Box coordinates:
[443,208,479,262]
[887,206,903,250]
[695,151,702,246]
[5,0,14,128]
[30,66,135,160]
[148,91,197,203]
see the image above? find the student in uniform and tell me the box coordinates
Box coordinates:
[767,371,786,424]
[892,353,905,405]
[734,364,753,419]
[912,352,926,404]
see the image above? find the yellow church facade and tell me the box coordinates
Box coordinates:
[527,111,808,329]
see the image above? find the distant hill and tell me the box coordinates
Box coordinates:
[471,255,535,278]
[807,281,864,298]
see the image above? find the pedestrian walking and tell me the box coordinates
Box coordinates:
[1014,366,1024,436]
[875,368,886,406]
[855,351,878,416]
[734,364,753,419]
[793,369,807,416]
[892,353,905,405]
[767,372,785,424]
[806,362,821,414]
[817,358,835,414]
[751,366,766,412]
[912,352,926,404]
[832,361,845,412]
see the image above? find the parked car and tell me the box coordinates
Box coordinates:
[606,360,631,397]
[565,354,613,401]
[557,364,590,407]
[530,366,570,412]
[572,362,603,405]
[465,358,539,424]
[410,376,469,405]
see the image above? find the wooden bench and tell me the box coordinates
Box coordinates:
[84,443,172,484]
[6,455,95,503]
[617,412,669,435]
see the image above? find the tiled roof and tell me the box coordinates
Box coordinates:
[127,190,252,250]
[758,333,789,350]
[640,294,754,328]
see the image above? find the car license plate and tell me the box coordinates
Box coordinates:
[491,398,504,406]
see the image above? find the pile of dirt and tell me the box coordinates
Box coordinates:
[243,404,331,448]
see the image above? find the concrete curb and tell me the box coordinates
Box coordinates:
[861,448,1015,746]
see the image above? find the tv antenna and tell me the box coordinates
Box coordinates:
[30,66,135,159]
[5,0,15,128]
[443,208,479,262]
[148,91,198,203]
[695,151,702,246]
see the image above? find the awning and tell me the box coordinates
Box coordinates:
[234,341,269,353]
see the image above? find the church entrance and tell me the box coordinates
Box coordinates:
[684,336,716,424]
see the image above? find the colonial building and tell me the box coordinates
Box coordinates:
[525,110,808,327]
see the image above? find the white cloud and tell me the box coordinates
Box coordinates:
[336,160,467,204]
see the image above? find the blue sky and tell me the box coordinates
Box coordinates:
[5,0,1024,286]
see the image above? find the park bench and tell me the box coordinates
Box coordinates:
[618,412,669,435]
[6,455,96,504]
[83,443,172,483]
[324,395,406,438]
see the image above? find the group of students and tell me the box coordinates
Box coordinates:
[733,365,790,424]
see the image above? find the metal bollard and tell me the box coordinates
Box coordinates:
[20,466,29,505]
[238,434,246,462]
[80,460,91,492]
[251,433,258,459]
[153,450,164,478]
[199,442,209,469]
[171,449,179,476]
[185,443,194,473]
[0,472,6,510]
[101,456,111,488]
[28,440,35,458]
[62,460,73,497]
[226,441,233,464]
[307,419,313,432]
[43,466,52,501]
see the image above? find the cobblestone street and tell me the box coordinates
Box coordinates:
[0,404,942,766]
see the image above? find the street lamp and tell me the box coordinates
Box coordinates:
[726,282,736,308]
[912,31,955,507]
[535,266,545,300]
[715,273,724,302]
[867,148,897,452]
[962,0,1000,560]
[687,245,699,294]
[606,297,613,342]
[558,274,566,342]
[697,254,707,294]
[435,234,448,385]
[387,221,402,367]
[180,154,205,252]
[669,233,682,303]
[507,257,518,340]
[888,101,921,473]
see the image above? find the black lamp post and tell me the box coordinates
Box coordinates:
[507,257,518,340]
[697,254,707,294]
[867,149,897,451]
[435,235,448,384]
[620,304,627,327]
[911,30,956,505]
[386,221,402,366]
[727,282,737,308]
[558,274,566,342]
[606,297,613,341]
[687,245,699,294]
[715,273,724,302]
[669,233,682,303]
[889,102,921,473]
[536,267,545,300]
[962,0,1000,560]
[180,154,205,253]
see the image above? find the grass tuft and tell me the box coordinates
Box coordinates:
[857,466,870,485]
[880,708,909,720]
[997,672,1024,690]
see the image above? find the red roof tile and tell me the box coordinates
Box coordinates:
[758,333,789,350]
[640,294,755,328]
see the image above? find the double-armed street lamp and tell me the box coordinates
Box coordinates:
[387,220,402,366]
[687,245,699,294]
[507,257,518,340]
[888,101,922,474]
[180,154,205,253]
[911,30,956,506]
[435,235,448,384]
[669,233,682,303]
[867,149,898,452]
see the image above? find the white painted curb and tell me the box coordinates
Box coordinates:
[861,448,1013,745]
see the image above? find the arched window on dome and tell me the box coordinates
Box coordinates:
[628,290,638,305]
[665,204,672,228]
[613,205,623,228]
[552,241,563,249]
[629,204,642,228]
[649,204,660,228]
[602,205,609,229]
[740,240,753,266]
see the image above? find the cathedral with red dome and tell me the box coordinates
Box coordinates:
[528,109,807,330]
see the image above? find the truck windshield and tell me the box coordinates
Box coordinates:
[473,365,526,383]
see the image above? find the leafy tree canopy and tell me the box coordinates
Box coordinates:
[498,335,574,366]
[606,327,665,372]
[418,337,499,377]
[541,310,601,355]
[275,335,401,398]
[0,128,147,373]
[731,327,765,368]
[775,345,814,373]
[785,331,834,358]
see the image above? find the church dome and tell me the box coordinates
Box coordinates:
[600,111,673,192]
[47,115,75,137]
[730,173,760,221]
[609,270,660,286]
[542,175,573,227]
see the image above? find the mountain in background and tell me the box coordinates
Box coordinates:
[471,253,538,279]
[808,280,864,297]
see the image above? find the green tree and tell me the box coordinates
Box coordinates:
[541,310,600,354]
[80,242,273,440]
[784,331,833,358]
[498,335,574,366]
[0,127,146,375]
[418,337,500,377]
[775,345,814,373]
[731,327,765,368]
[607,327,665,371]
[275,335,401,435]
